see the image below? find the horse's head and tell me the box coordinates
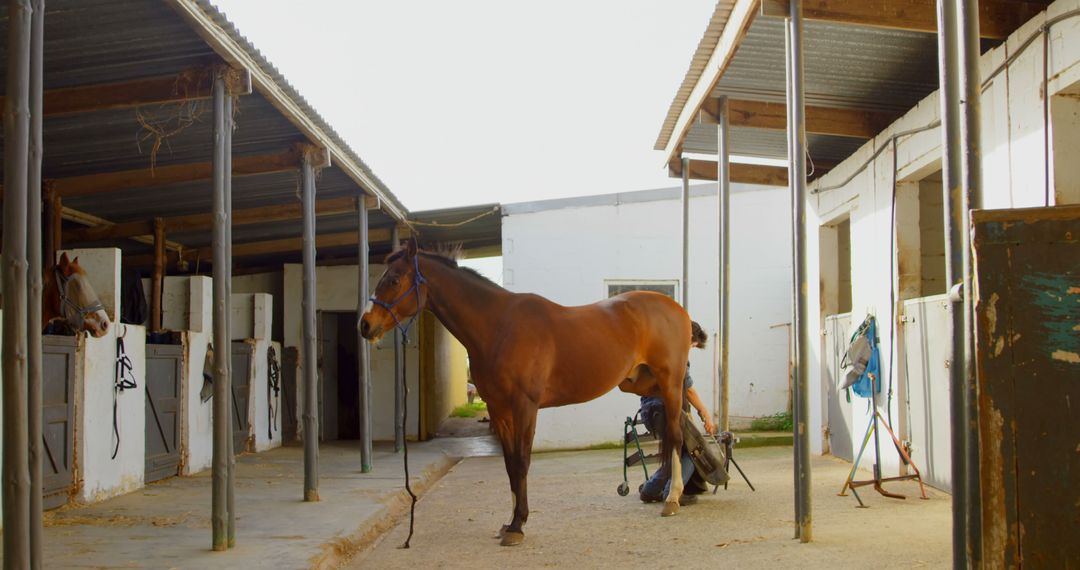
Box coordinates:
[52,253,110,338]
[359,239,427,342]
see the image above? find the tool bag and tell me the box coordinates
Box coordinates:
[841,315,881,399]
[681,412,729,486]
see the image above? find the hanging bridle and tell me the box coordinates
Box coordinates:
[54,265,105,332]
[368,254,426,338]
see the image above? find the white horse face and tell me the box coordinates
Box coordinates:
[63,268,110,338]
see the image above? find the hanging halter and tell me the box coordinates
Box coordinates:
[54,265,105,332]
[368,255,426,339]
[267,346,281,440]
[112,333,138,460]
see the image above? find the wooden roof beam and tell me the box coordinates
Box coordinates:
[699,98,893,139]
[52,144,322,198]
[760,0,1049,40]
[668,157,837,185]
[0,66,251,117]
[64,195,379,243]
[669,157,789,186]
[125,227,392,267]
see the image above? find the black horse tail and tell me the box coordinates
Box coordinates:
[690,320,707,349]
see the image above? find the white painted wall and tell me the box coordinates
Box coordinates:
[61,248,148,503]
[282,263,419,442]
[179,277,214,475]
[501,184,793,450]
[804,0,1080,478]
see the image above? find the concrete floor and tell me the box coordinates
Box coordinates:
[352,446,952,569]
[31,440,473,569]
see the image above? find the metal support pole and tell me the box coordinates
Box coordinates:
[301,148,320,501]
[27,1,44,567]
[223,92,236,546]
[937,0,966,562]
[786,0,813,543]
[210,71,230,552]
[785,20,803,539]
[392,225,405,452]
[357,198,373,472]
[3,1,33,567]
[717,96,731,433]
[957,0,983,562]
[151,218,166,331]
[681,157,691,310]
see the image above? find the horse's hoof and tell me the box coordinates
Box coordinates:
[661,501,680,517]
[494,524,509,539]
[500,531,525,547]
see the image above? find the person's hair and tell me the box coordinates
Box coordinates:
[691,321,707,348]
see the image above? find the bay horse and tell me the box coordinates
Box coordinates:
[359,241,692,546]
[44,252,110,337]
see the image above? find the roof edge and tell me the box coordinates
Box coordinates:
[167,0,410,222]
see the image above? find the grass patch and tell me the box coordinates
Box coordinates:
[750,412,793,432]
[450,401,487,418]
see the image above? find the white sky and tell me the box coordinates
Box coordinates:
[209,0,717,213]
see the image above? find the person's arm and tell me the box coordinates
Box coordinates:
[685,386,716,434]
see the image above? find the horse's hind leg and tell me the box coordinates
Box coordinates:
[656,367,685,517]
[499,399,538,547]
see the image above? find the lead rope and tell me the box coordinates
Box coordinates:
[399,329,418,548]
[112,335,138,459]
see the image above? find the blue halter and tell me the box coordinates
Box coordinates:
[369,255,426,338]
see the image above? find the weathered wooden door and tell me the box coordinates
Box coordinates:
[231,342,253,455]
[145,344,183,483]
[973,205,1080,567]
[42,335,77,509]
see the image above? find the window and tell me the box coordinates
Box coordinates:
[606,280,678,300]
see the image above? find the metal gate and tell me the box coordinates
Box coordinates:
[145,344,183,483]
[231,342,253,455]
[973,206,1080,567]
[42,335,77,509]
[823,313,853,461]
[899,295,953,492]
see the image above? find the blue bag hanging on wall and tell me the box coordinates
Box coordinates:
[841,315,882,399]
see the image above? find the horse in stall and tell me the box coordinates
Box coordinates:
[359,241,693,546]
[44,252,110,337]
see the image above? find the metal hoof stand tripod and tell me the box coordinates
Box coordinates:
[839,374,928,507]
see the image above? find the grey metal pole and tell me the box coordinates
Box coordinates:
[210,71,230,552]
[301,148,321,501]
[784,14,803,541]
[3,1,33,567]
[358,198,373,472]
[717,96,731,434]
[958,0,983,562]
[786,0,813,543]
[681,157,691,310]
[223,92,236,546]
[27,1,44,567]
[392,225,404,452]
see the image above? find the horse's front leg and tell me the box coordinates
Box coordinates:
[500,401,537,547]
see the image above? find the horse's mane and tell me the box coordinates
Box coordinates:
[386,244,499,288]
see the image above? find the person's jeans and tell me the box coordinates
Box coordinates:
[641,447,694,498]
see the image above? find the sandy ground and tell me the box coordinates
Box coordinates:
[350,445,951,569]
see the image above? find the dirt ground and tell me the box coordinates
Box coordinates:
[349,445,951,569]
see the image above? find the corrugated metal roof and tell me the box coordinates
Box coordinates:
[0,0,407,269]
[714,17,940,113]
[656,4,1013,172]
[654,1,738,151]
[410,204,502,255]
